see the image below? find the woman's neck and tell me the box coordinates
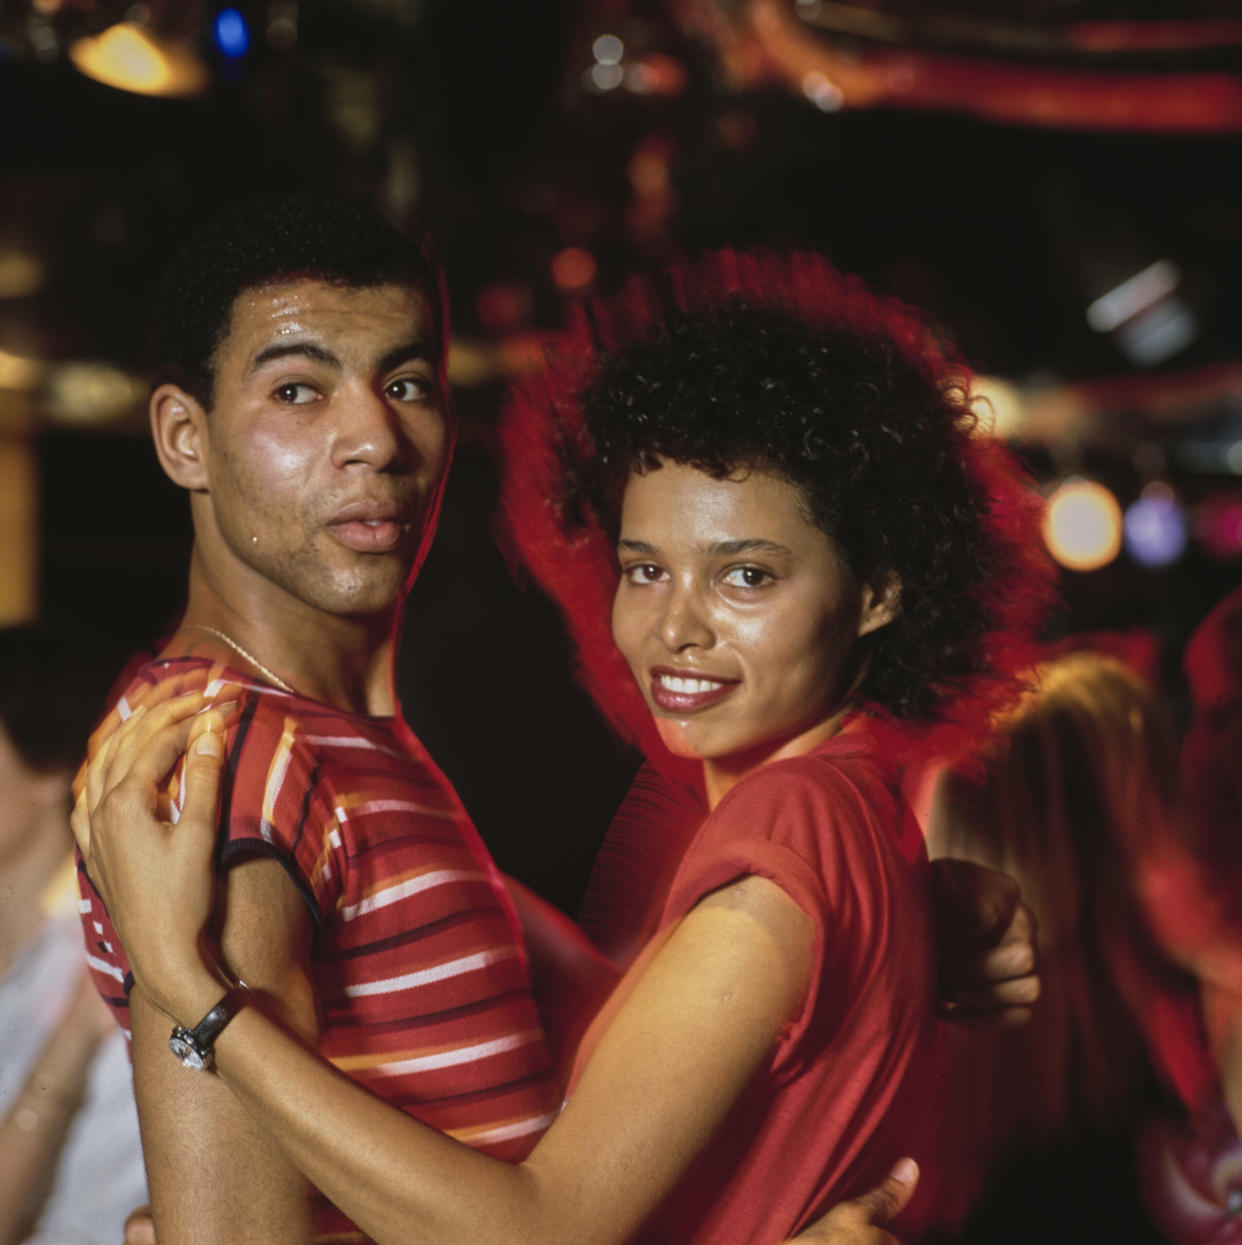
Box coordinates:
[702,703,858,810]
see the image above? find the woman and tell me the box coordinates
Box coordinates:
[78,252,1049,1243]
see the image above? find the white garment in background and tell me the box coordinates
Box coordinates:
[1,911,147,1244]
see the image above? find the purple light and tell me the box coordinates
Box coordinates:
[1124,491,1188,568]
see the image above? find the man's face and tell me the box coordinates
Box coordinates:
[195,279,450,621]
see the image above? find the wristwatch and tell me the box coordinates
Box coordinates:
[168,983,251,1071]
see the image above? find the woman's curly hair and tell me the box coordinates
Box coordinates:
[500,250,1053,768]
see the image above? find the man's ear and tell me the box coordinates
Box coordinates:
[150,383,209,491]
[858,569,902,639]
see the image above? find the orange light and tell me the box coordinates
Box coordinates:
[1044,477,1123,571]
[550,247,597,295]
[69,22,209,98]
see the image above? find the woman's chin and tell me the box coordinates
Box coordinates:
[654,718,706,759]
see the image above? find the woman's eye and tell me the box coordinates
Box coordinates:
[722,566,772,589]
[624,564,665,585]
[274,382,318,405]
[386,376,432,402]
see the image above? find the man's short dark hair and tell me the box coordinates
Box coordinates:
[0,623,123,772]
[501,251,1053,752]
[149,194,444,409]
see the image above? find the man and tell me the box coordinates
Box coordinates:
[77,196,562,1244]
[79,195,1035,1244]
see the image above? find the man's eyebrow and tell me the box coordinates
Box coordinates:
[378,340,436,375]
[245,339,434,377]
[248,341,340,375]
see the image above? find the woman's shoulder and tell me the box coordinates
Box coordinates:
[714,733,892,823]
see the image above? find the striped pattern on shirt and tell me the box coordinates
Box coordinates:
[78,657,558,1243]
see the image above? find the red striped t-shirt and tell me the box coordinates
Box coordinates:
[78,657,559,1242]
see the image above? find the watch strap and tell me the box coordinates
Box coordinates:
[169,982,251,1070]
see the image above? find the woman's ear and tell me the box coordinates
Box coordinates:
[858,570,902,638]
[150,383,209,491]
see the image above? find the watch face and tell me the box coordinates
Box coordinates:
[169,1030,211,1071]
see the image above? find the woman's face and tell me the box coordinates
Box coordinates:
[611,459,898,797]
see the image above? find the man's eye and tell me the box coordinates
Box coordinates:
[624,564,665,585]
[722,566,772,588]
[274,382,318,404]
[386,376,432,402]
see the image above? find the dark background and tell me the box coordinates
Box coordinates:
[3,0,1241,911]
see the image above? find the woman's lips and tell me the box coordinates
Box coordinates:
[648,669,738,713]
[328,519,407,553]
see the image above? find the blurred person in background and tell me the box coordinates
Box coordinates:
[1134,585,1242,1245]
[923,649,1215,1244]
[0,622,147,1245]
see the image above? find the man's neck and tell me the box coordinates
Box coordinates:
[175,554,398,716]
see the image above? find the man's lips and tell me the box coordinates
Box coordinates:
[326,501,413,554]
[648,667,739,713]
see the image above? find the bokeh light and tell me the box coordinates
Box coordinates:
[593,34,623,66]
[214,9,250,59]
[550,247,597,295]
[1044,477,1123,571]
[69,23,209,98]
[1123,483,1188,568]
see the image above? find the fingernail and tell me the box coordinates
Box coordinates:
[193,731,224,758]
[892,1157,918,1186]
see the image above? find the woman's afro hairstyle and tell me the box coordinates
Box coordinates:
[499,250,1054,768]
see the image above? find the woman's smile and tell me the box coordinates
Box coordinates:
[648,666,739,713]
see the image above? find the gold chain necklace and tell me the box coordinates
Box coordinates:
[185,625,297,695]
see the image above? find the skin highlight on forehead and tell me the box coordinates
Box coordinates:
[211,280,434,404]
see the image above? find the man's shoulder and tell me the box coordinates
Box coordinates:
[114,655,402,754]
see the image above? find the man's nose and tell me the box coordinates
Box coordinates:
[330,385,408,472]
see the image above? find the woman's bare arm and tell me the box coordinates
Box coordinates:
[79,698,815,1245]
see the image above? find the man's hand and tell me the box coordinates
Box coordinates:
[930,857,1040,1026]
[781,1158,919,1244]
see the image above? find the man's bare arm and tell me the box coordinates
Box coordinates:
[131,854,318,1245]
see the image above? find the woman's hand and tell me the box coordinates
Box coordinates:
[781,1159,919,1244]
[71,690,236,1022]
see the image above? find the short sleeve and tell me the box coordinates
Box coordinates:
[212,699,343,924]
[662,758,885,1074]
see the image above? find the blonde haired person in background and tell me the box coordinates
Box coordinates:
[925,650,1213,1244]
